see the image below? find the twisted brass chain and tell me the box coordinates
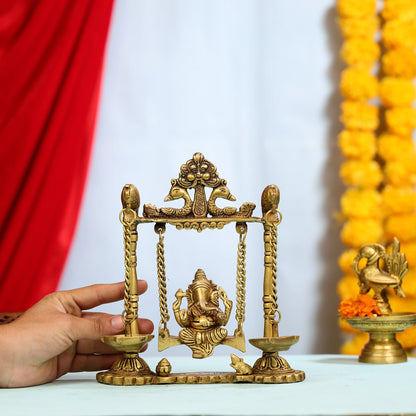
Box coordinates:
[120,208,138,329]
[235,223,247,332]
[270,223,281,324]
[155,224,169,331]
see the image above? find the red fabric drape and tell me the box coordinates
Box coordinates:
[0,0,114,310]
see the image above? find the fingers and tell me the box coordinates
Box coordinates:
[70,353,122,372]
[67,280,148,311]
[70,314,124,341]
[138,318,154,334]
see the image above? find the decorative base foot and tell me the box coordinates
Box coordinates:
[347,313,416,364]
[248,336,305,383]
[97,353,154,385]
[250,352,305,383]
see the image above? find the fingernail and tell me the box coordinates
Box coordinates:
[111,315,125,331]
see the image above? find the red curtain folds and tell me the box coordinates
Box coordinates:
[0,0,114,310]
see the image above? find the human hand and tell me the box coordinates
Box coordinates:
[0,281,153,388]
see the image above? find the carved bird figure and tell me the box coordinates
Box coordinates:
[161,185,192,217]
[207,185,237,217]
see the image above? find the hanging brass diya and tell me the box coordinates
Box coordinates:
[346,238,416,364]
[97,152,305,385]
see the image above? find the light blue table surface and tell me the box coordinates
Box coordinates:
[1,354,415,416]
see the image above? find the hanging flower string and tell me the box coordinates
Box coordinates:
[336,0,382,354]
[336,0,416,354]
[379,0,416,351]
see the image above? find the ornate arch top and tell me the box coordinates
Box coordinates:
[141,153,258,230]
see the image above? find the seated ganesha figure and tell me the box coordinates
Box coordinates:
[173,269,232,358]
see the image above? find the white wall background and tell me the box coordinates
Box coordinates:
[60,0,345,357]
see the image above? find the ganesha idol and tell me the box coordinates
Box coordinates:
[173,269,232,358]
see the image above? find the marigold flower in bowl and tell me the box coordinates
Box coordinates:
[338,130,376,160]
[379,77,416,108]
[339,294,381,319]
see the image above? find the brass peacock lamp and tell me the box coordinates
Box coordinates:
[346,238,416,364]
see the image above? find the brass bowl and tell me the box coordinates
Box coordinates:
[101,334,154,353]
[249,335,299,353]
[347,312,416,364]
[347,312,416,332]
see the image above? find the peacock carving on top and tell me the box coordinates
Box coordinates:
[143,153,256,219]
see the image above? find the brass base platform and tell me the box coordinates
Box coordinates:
[97,369,305,386]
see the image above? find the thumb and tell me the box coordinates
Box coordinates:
[70,314,125,341]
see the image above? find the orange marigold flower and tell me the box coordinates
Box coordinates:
[338,130,377,160]
[340,101,379,131]
[339,160,383,188]
[341,188,383,219]
[339,294,381,318]
[385,107,416,136]
[340,68,378,101]
[384,155,416,186]
[400,241,416,268]
[385,213,416,242]
[382,48,416,79]
[337,0,377,18]
[338,16,380,39]
[379,77,416,108]
[378,133,415,162]
[382,0,416,21]
[341,332,369,355]
[341,38,380,68]
[382,19,416,49]
[382,186,416,216]
[340,218,383,247]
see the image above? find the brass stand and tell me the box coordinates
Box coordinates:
[97,154,305,385]
[348,313,416,364]
[248,185,305,383]
[97,185,154,385]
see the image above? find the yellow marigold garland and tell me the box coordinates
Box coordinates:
[337,0,416,355]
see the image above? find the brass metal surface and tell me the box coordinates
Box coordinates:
[97,153,304,385]
[347,238,416,364]
[351,238,407,315]
[347,312,416,363]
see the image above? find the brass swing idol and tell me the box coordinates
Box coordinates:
[97,153,305,385]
